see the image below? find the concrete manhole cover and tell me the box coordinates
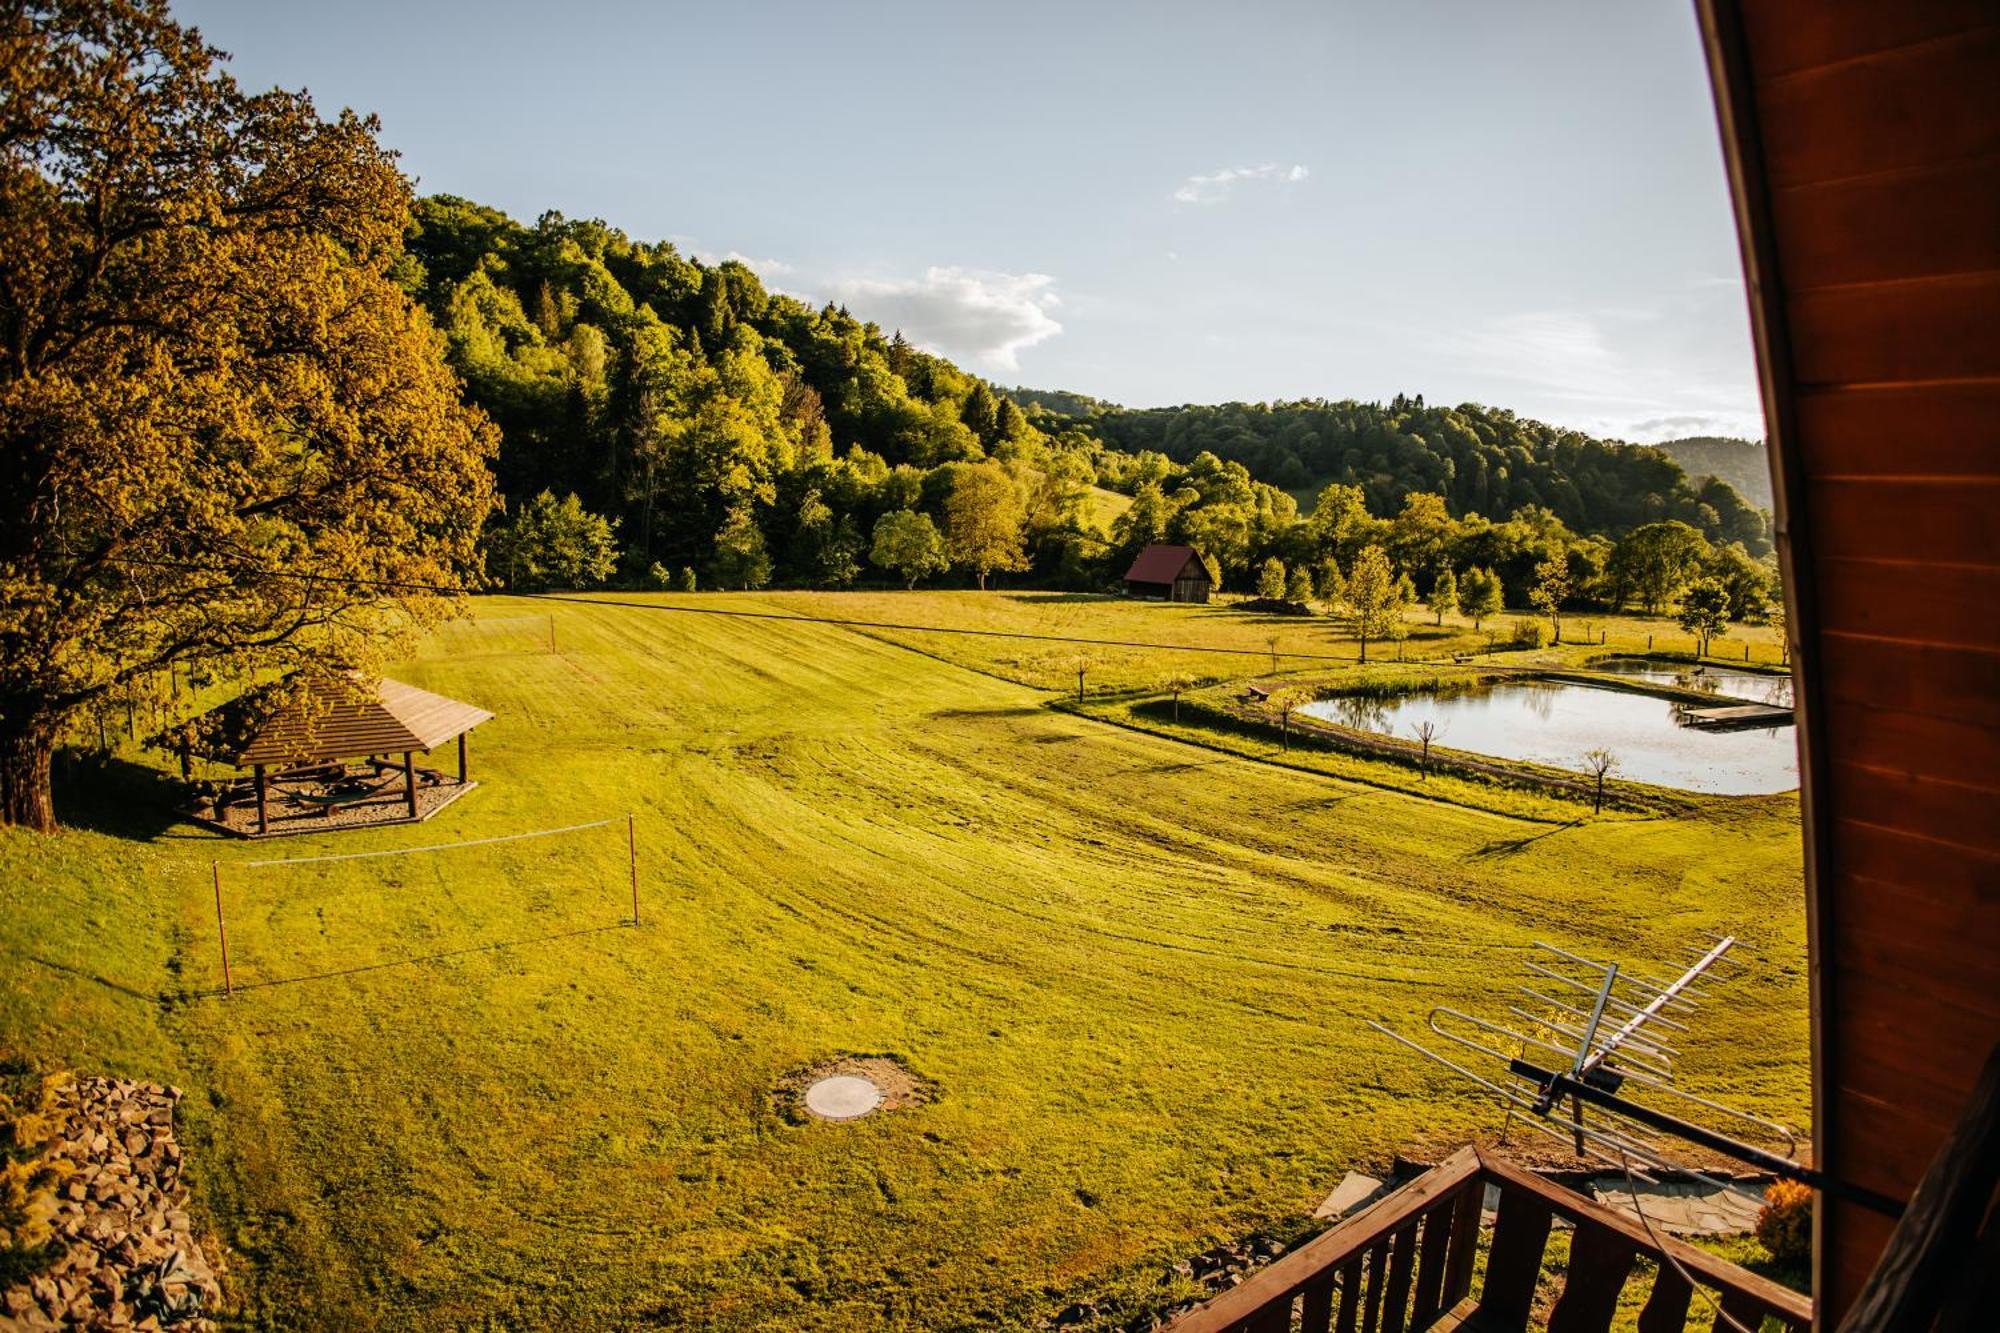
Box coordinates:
[803,1074,884,1121]
[773,1055,934,1124]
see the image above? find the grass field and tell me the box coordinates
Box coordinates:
[0,592,1807,1330]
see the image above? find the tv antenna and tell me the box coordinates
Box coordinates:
[1368,932,1903,1218]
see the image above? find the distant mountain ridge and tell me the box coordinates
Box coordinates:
[1003,387,1772,554]
[1648,436,1772,510]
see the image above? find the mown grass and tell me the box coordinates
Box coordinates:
[0,592,1806,1330]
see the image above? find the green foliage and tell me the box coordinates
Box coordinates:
[1608,521,1709,614]
[1425,568,1458,626]
[1256,558,1287,601]
[645,562,674,590]
[943,463,1028,589]
[1678,577,1733,657]
[1283,566,1314,604]
[0,3,498,829]
[1529,557,1571,641]
[1508,616,1550,650]
[1344,547,1400,663]
[1028,394,1771,555]
[677,566,698,593]
[709,504,773,590]
[1457,567,1503,629]
[0,1062,64,1288]
[487,491,619,590]
[870,509,950,589]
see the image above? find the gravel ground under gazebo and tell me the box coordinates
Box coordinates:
[171,673,493,839]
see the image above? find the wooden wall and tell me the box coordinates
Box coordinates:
[1695,2,2000,1323]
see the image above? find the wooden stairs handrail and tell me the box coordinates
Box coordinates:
[1164,1145,1812,1333]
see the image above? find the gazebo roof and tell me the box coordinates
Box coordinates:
[187,673,493,768]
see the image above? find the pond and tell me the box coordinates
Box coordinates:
[1298,679,1799,795]
[1589,656,1794,707]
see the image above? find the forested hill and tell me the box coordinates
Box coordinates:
[1009,393,1770,556]
[1649,436,1772,510]
[399,195,1771,597]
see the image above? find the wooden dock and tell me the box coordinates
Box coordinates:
[1681,702,1794,731]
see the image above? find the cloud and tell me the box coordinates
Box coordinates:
[1627,414,1759,443]
[1173,162,1309,205]
[1434,307,1765,441]
[829,266,1063,371]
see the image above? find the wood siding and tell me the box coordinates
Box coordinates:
[1696,2,2000,1322]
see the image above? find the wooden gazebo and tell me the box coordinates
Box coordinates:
[177,673,494,837]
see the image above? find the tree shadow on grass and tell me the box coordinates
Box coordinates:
[1466,820,1582,860]
[1001,591,1122,605]
[50,752,202,843]
[12,952,160,1005]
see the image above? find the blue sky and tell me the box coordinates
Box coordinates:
[179,0,1765,442]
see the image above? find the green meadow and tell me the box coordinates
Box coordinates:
[0,593,1806,1330]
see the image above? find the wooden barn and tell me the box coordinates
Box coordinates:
[1165,3,1999,1330]
[1124,544,1215,602]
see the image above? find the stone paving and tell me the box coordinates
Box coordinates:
[1586,1175,1765,1235]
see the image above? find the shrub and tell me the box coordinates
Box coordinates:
[677,566,698,592]
[1,1060,67,1288]
[1507,616,1549,650]
[1755,1179,1812,1268]
[646,561,673,590]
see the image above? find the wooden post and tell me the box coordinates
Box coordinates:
[628,812,639,925]
[254,764,268,835]
[549,615,557,654]
[403,750,418,819]
[1076,665,1084,704]
[212,861,232,997]
[457,732,468,784]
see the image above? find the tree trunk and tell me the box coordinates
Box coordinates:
[0,715,58,832]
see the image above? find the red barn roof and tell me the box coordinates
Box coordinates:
[1123,544,1210,584]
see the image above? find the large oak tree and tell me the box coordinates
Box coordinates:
[0,1,497,830]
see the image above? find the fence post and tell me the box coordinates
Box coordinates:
[212,861,232,997]
[628,812,639,925]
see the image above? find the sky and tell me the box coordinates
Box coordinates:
[177,0,1767,443]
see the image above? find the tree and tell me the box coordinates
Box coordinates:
[710,505,772,590]
[870,509,948,589]
[1426,569,1458,627]
[1314,557,1346,607]
[1344,547,1400,664]
[1458,566,1503,630]
[1529,557,1571,643]
[677,566,698,593]
[1678,577,1732,657]
[1608,521,1709,614]
[0,1,498,830]
[790,488,859,586]
[1164,674,1193,724]
[1284,566,1313,604]
[1257,557,1287,600]
[488,492,618,590]
[1269,688,1306,752]
[942,463,1026,589]
[1412,719,1440,779]
[1582,748,1617,815]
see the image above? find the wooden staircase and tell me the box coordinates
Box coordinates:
[1165,1146,1809,1333]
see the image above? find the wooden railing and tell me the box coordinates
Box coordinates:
[1165,1146,1813,1333]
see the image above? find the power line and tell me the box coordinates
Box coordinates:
[101,556,1379,664]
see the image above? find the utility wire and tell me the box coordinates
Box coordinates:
[100,555,1426,665]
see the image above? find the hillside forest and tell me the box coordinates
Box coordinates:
[406,198,1776,617]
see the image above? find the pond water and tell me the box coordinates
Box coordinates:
[1298,679,1799,795]
[1589,657,1795,707]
